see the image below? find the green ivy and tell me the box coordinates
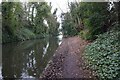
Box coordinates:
[84,29,120,79]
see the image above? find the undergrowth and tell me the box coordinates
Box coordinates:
[84,28,120,79]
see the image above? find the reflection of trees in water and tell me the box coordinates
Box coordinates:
[2,43,23,78]
[2,37,58,78]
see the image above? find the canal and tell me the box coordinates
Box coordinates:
[1,35,63,79]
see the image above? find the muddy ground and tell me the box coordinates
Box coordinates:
[40,36,97,79]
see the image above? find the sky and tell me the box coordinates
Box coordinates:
[45,0,72,23]
[44,0,74,23]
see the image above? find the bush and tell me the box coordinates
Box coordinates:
[62,12,78,36]
[79,29,94,40]
[84,29,120,79]
[16,28,35,41]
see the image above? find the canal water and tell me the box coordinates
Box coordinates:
[1,36,63,79]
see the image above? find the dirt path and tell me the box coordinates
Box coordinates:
[40,36,96,79]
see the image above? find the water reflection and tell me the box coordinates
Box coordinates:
[57,31,63,45]
[0,44,2,79]
[43,42,49,58]
[2,37,59,78]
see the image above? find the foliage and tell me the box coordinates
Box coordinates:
[2,2,24,43]
[16,27,35,40]
[78,2,110,40]
[62,12,78,36]
[0,4,1,44]
[46,14,59,36]
[2,2,59,43]
[62,2,119,40]
[84,28,120,79]
[79,29,93,40]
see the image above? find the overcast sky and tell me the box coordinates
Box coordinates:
[45,0,73,23]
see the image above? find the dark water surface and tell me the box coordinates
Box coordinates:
[1,36,62,79]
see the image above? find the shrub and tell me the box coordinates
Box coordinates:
[79,2,109,40]
[16,28,35,41]
[84,29,120,79]
[79,29,93,40]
